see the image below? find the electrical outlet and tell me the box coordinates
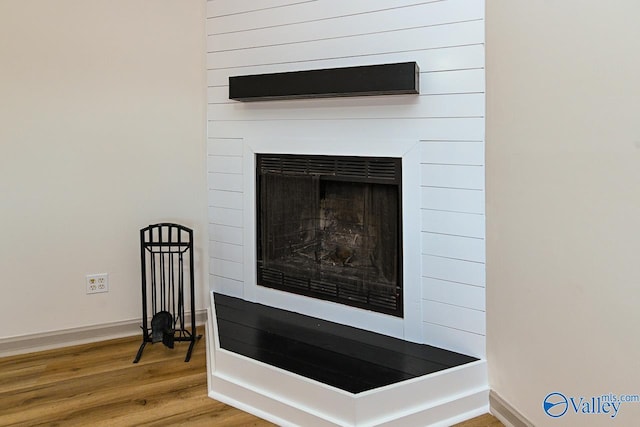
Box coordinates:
[86,273,109,294]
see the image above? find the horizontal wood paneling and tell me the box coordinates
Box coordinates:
[208,118,484,141]
[208,190,243,210]
[422,277,485,311]
[209,275,244,298]
[421,69,485,95]
[207,120,245,302]
[208,173,243,192]
[422,300,485,335]
[421,187,484,214]
[210,258,244,282]
[209,224,243,245]
[206,0,317,19]
[422,322,485,358]
[206,20,483,68]
[420,164,484,190]
[421,255,485,287]
[210,241,243,263]
[207,156,242,174]
[209,93,484,121]
[421,232,485,263]
[209,207,243,228]
[421,141,484,164]
[421,209,485,239]
[208,0,454,35]
[419,124,486,352]
[207,138,243,156]
[208,1,482,52]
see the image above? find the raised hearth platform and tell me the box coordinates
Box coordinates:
[207,292,488,426]
[214,293,476,393]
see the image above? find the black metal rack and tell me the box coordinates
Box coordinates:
[134,223,201,363]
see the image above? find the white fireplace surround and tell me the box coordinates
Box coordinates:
[206,2,487,424]
[242,137,423,342]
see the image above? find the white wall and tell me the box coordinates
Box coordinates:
[487,2,640,425]
[0,0,207,340]
[206,0,486,356]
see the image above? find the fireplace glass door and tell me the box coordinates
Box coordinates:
[256,154,402,316]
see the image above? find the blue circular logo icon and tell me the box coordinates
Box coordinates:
[543,392,568,418]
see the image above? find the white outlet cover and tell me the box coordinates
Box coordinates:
[86,273,109,294]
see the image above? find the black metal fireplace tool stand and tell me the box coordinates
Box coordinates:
[134,223,201,363]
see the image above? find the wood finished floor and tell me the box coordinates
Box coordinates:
[0,327,502,426]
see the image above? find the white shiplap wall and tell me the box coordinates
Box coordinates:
[206,0,485,357]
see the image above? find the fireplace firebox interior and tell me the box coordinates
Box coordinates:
[256,154,402,316]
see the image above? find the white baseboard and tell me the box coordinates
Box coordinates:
[0,310,207,358]
[490,390,533,427]
[209,354,488,427]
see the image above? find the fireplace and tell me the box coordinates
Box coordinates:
[256,154,403,316]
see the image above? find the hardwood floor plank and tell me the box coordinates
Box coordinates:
[0,330,274,427]
[0,363,47,393]
[454,412,504,427]
[0,358,201,415]
[0,325,501,426]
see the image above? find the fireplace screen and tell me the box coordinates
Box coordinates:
[256,154,402,316]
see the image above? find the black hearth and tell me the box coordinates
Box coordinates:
[256,154,402,316]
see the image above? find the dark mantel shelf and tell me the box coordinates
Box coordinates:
[228,62,419,102]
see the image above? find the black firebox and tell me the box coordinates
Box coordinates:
[256,154,403,316]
